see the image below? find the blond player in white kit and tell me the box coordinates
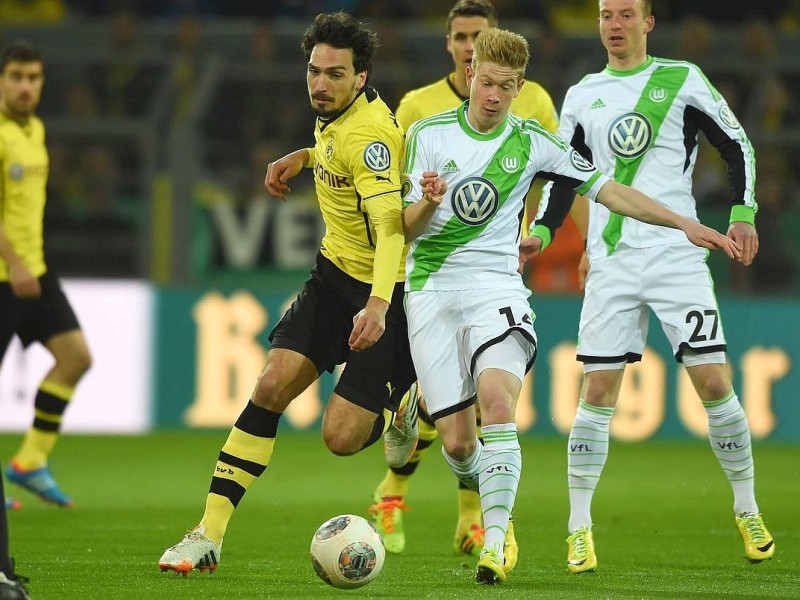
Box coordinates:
[402,26,738,585]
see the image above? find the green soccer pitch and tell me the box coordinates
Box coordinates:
[0,432,797,599]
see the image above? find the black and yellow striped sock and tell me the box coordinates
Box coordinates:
[200,401,280,545]
[13,380,73,470]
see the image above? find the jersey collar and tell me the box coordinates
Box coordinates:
[603,55,654,77]
[457,101,508,141]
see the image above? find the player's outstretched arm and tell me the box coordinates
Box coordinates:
[596,180,741,259]
[265,148,310,200]
[402,172,446,242]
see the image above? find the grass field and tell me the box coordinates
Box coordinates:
[1,432,797,599]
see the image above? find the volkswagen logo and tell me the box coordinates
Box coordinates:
[570,150,595,172]
[719,104,741,129]
[608,112,652,158]
[451,177,499,226]
[363,141,391,172]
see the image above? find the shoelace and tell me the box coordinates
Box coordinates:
[460,524,486,553]
[741,515,767,543]
[481,546,503,565]
[368,498,409,533]
[569,529,590,559]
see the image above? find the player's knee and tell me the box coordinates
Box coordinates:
[696,376,731,402]
[440,434,477,462]
[252,372,290,412]
[322,426,362,456]
[60,346,92,381]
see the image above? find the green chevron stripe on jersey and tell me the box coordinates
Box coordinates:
[408,128,530,291]
[601,65,690,254]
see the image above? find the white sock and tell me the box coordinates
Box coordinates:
[479,423,521,557]
[567,400,614,532]
[441,440,482,491]
[704,391,758,515]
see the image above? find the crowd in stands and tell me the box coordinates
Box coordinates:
[0,3,797,292]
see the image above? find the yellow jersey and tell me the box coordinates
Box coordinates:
[395,74,559,133]
[0,111,48,281]
[306,87,406,301]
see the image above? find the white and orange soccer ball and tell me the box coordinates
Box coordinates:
[310,514,385,589]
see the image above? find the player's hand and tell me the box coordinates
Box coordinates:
[420,171,446,206]
[578,251,590,290]
[517,235,543,273]
[727,221,758,266]
[682,220,741,260]
[265,149,308,200]
[349,296,389,351]
[8,261,41,298]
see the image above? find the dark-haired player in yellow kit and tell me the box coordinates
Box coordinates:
[368,0,562,562]
[0,40,91,518]
[158,12,418,575]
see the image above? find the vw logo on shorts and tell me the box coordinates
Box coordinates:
[451,177,499,226]
[363,141,391,172]
[719,104,741,129]
[608,112,652,158]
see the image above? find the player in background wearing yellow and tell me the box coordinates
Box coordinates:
[369,0,560,560]
[158,12,418,575]
[0,41,91,514]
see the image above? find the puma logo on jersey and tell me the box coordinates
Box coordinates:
[375,174,393,183]
[590,98,606,109]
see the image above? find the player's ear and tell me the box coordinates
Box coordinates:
[355,70,367,91]
[644,14,654,34]
[466,64,475,85]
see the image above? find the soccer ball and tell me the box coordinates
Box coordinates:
[310,514,385,589]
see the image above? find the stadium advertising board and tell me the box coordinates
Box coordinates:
[0,280,154,433]
[155,289,799,442]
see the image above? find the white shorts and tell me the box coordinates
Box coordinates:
[406,285,537,420]
[578,244,727,366]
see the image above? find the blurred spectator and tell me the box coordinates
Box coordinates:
[741,18,778,76]
[750,75,800,132]
[63,81,100,119]
[48,144,122,221]
[170,14,205,122]
[0,0,66,23]
[674,16,714,65]
[93,11,146,116]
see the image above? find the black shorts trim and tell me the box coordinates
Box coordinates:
[469,327,538,379]
[676,343,727,363]
[578,352,642,365]
[429,395,477,422]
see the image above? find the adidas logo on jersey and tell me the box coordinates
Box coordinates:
[590,98,606,109]
[442,159,459,173]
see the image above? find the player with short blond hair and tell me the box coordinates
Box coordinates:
[405,26,738,584]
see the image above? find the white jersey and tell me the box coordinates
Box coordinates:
[536,56,757,260]
[403,102,610,292]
